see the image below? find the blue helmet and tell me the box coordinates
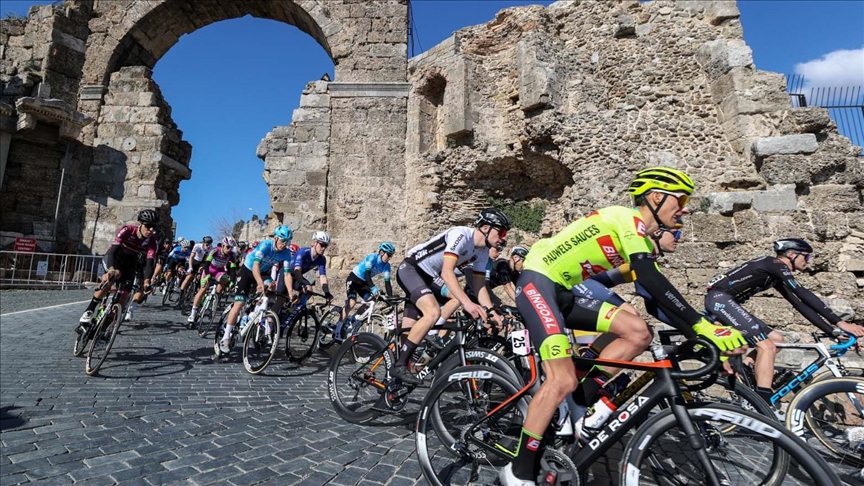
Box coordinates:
[274,225,293,242]
[378,241,396,255]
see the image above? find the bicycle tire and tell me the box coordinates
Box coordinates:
[417,365,528,486]
[161,280,174,306]
[85,303,123,376]
[285,309,320,363]
[355,313,388,340]
[317,307,342,350]
[73,305,102,357]
[242,311,281,374]
[620,403,841,486]
[787,376,864,467]
[199,300,227,339]
[436,347,524,388]
[327,332,390,424]
[695,377,777,431]
[812,365,864,383]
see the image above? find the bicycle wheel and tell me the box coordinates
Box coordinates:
[437,348,523,388]
[73,305,101,357]
[242,311,281,374]
[356,314,389,340]
[788,377,864,467]
[85,303,123,376]
[417,365,528,486]
[285,309,320,363]
[813,365,864,383]
[620,403,841,486]
[317,307,342,350]
[161,280,174,306]
[327,332,390,423]
[199,300,227,339]
[692,377,777,430]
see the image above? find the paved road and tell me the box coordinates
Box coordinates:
[1,292,860,485]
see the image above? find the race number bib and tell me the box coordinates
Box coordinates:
[510,329,531,356]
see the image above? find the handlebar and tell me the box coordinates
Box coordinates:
[666,336,721,381]
[830,331,858,352]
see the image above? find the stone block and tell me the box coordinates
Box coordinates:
[705,191,753,214]
[752,134,818,158]
[691,213,735,243]
[268,170,306,186]
[811,211,849,240]
[778,107,832,134]
[732,209,769,240]
[800,184,861,212]
[306,171,327,185]
[614,13,636,38]
[695,39,753,80]
[758,155,810,185]
[517,37,558,111]
[300,94,329,108]
[295,155,328,171]
[751,185,798,212]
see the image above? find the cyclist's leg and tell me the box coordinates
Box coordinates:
[565,294,651,372]
[510,270,576,483]
[224,267,256,344]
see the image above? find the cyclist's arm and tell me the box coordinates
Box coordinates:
[143,257,155,283]
[252,260,265,289]
[589,265,631,288]
[776,284,837,334]
[629,252,699,337]
[503,281,516,302]
[441,257,474,309]
[103,244,121,271]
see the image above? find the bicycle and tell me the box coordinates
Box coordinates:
[282,290,332,364]
[416,335,836,486]
[214,292,277,362]
[160,266,185,306]
[327,311,522,424]
[79,275,140,376]
[787,376,864,468]
[189,279,227,335]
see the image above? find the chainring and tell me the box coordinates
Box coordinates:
[538,448,580,486]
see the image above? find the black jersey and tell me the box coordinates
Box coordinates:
[707,255,841,333]
[489,259,518,289]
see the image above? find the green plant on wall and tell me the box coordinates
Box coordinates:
[487,197,547,233]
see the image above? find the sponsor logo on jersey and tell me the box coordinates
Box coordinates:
[448,234,465,253]
[524,283,561,334]
[541,225,600,265]
[580,260,608,281]
[713,327,732,337]
[634,217,647,237]
[605,306,618,320]
[596,235,625,268]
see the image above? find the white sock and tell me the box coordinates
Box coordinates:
[223,324,233,341]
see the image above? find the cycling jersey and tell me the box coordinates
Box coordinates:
[110,225,158,260]
[706,255,840,334]
[205,247,236,270]
[351,253,391,281]
[243,239,292,274]
[405,226,489,278]
[291,247,327,275]
[189,243,209,263]
[488,258,518,288]
[166,245,191,261]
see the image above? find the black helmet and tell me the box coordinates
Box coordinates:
[202,236,214,244]
[238,240,249,250]
[137,209,159,224]
[774,238,812,254]
[475,208,511,230]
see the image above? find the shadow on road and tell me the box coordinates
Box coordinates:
[0,406,27,431]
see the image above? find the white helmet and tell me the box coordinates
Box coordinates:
[312,231,330,245]
[222,236,236,248]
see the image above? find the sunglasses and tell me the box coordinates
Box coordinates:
[317,242,329,249]
[656,191,689,208]
[495,227,508,239]
[801,253,812,262]
[277,238,290,244]
[143,223,156,229]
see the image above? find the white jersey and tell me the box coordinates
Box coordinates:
[190,243,208,263]
[406,227,490,278]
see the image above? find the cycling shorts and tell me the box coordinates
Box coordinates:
[346,273,374,301]
[274,272,308,296]
[705,290,770,344]
[396,259,451,321]
[200,264,230,287]
[515,270,623,360]
[101,253,138,285]
[234,266,258,303]
[166,258,185,273]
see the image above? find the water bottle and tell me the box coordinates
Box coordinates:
[574,397,617,439]
[238,314,250,337]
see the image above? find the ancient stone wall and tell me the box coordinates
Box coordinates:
[406,0,863,329]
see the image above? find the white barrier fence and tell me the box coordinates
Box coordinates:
[0,251,103,289]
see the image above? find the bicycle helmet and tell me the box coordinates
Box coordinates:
[475,208,512,230]
[774,238,812,254]
[176,237,187,246]
[222,236,236,248]
[379,241,396,255]
[628,167,695,198]
[202,236,214,244]
[274,225,293,242]
[137,209,159,224]
[180,241,191,250]
[511,246,529,258]
[312,231,330,245]
[238,241,248,250]
[252,240,259,248]
[290,244,300,253]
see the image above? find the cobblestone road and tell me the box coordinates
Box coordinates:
[1,292,860,485]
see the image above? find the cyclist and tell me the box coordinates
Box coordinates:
[219,226,293,354]
[393,208,509,385]
[237,240,249,258]
[501,167,747,486]
[187,236,238,324]
[283,231,333,304]
[705,238,864,402]
[161,238,191,287]
[333,242,396,341]
[77,209,159,331]
[466,244,529,307]
[180,236,213,293]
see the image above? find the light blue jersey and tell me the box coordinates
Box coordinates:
[351,253,392,281]
[243,239,292,274]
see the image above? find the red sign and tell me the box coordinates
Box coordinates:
[14,237,36,252]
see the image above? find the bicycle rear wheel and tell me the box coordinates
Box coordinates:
[285,310,320,363]
[242,311,281,374]
[327,332,390,423]
[85,303,122,376]
[417,365,528,486]
[788,377,864,468]
[161,280,175,306]
[317,307,342,350]
[73,305,101,357]
[621,403,840,486]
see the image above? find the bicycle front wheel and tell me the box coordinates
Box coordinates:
[621,403,840,486]
[317,307,342,350]
[242,311,281,374]
[285,310,320,364]
[417,365,528,486]
[85,303,123,376]
[327,332,390,424]
[787,377,864,468]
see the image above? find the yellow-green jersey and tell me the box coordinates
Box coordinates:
[524,206,652,288]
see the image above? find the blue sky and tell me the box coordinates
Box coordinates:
[3,0,862,242]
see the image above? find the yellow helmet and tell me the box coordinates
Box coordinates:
[628,167,695,197]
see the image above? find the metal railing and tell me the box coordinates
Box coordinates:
[787,74,864,150]
[0,251,103,289]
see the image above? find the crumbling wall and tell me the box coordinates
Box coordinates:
[406,0,863,330]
